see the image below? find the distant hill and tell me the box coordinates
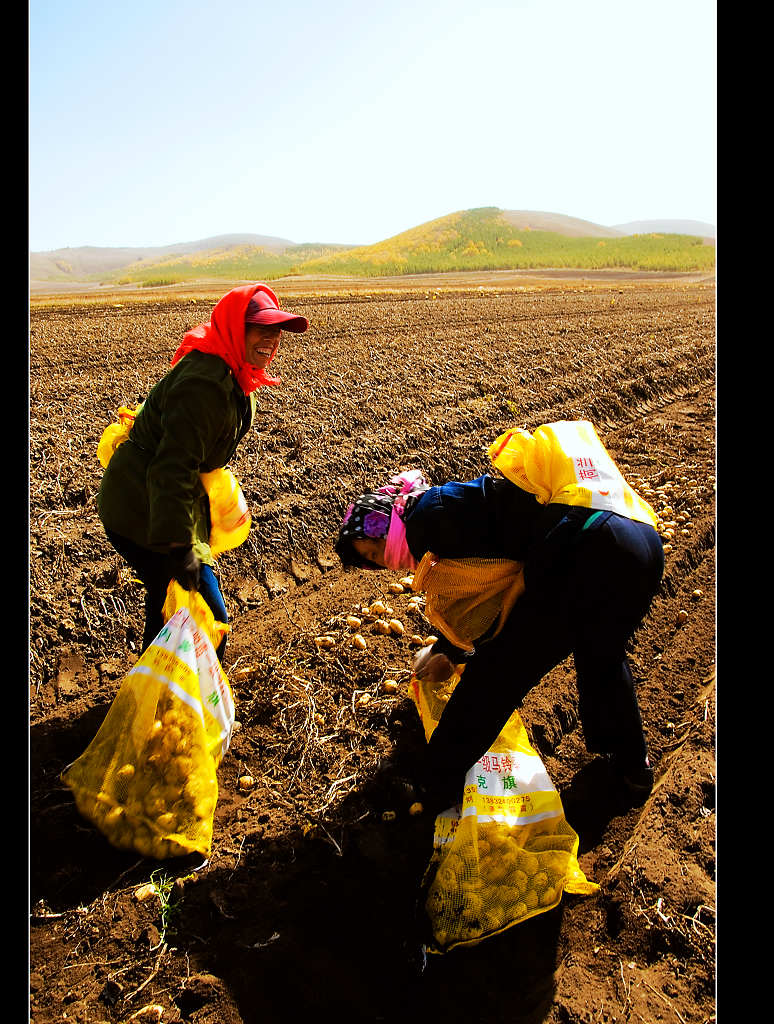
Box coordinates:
[500,210,623,237]
[613,219,716,240]
[295,207,716,277]
[29,210,716,285]
[28,232,335,283]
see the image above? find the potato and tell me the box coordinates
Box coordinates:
[117,763,136,780]
[144,793,167,817]
[524,889,539,910]
[482,857,508,884]
[388,618,405,635]
[161,725,183,754]
[174,735,192,757]
[374,619,391,634]
[435,864,458,888]
[370,600,387,616]
[346,615,362,629]
[133,829,156,858]
[499,884,522,906]
[150,838,175,860]
[194,797,215,820]
[519,852,540,875]
[387,582,404,594]
[540,887,559,907]
[238,774,255,792]
[352,633,367,650]
[165,755,194,785]
[381,679,399,694]
[512,869,529,895]
[156,812,177,832]
[459,889,483,918]
[104,805,125,828]
[481,910,505,932]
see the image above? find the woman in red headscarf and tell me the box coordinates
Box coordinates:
[97,283,309,660]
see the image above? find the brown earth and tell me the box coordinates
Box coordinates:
[29,274,716,1024]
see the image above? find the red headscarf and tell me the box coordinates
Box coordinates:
[171,283,283,394]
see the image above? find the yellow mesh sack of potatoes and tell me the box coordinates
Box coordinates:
[412,553,525,652]
[488,418,657,527]
[410,672,598,955]
[61,584,235,859]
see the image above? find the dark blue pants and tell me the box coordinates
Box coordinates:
[422,513,664,805]
[104,528,228,661]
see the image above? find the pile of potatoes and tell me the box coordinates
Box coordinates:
[426,820,573,947]
[314,580,439,653]
[72,691,217,859]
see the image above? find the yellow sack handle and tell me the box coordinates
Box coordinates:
[97,405,251,554]
[162,579,230,652]
[489,419,657,528]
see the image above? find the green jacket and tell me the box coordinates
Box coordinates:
[98,350,256,565]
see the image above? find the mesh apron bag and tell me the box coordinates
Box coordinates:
[61,583,234,859]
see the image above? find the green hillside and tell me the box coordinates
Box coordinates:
[102,242,352,287]
[51,207,715,288]
[290,207,715,276]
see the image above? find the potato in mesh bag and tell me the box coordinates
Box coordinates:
[62,594,233,859]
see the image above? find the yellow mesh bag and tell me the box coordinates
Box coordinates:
[97,404,143,468]
[412,553,525,652]
[97,406,251,555]
[410,671,599,955]
[61,583,235,859]
[488,419,657,527]
[199,468,251,556]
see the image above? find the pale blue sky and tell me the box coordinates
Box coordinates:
[29,0,716,252]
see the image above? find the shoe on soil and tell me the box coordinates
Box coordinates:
[605,754,654,801]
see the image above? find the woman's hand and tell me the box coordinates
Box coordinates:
[412,646,455,683]
[168,545,201,591]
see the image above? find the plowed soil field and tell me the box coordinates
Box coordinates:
[30,274,716,1024]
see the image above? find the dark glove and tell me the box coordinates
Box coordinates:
[168,546,200,591]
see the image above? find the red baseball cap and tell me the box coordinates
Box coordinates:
[245,287,309,333]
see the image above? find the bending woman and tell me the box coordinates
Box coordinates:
[335,466,663,812]
[98,283,309,661]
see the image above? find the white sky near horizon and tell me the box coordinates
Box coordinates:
[29,0,717,253]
